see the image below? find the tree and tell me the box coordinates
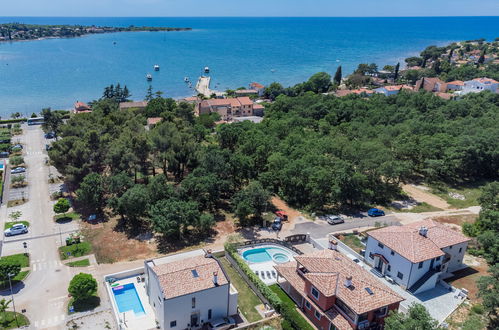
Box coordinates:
[76,173,104,212]
[53,198,70,214]
[0,261,21,281]
[385,303,440,330]
[116,184,150,229]
[305,72,332,93]
[149,199,201,239]
[383,65,395,72]
[405,56,423,67]
[263,82,285,101]
[30,112,38,118]
[477,51,485,65]
[68,273,97,301]
[0,299,12,324]
[42,108,64,138]
[333,66,342,85]
[231,181,271,222]
[394,62,400,80]
[477,264,499,328]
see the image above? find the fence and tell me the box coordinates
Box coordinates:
[235,238,304,255]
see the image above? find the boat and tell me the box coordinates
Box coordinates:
[154,65,160,71]
[146,74,153,81]
[184,77,190,82]
[204,66,210,73]
[270,69,276,73]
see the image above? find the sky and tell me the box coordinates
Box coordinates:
[2,0,499,17]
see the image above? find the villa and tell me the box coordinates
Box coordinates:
[249,82,266,96]
[144,249,238,330]
[374,85,407,96]
[197,97,255,121]
[275,246,403,330]
[415,77,447,93]
[364,220,470,295]
[446,80,464,91]
[462,77,499,94]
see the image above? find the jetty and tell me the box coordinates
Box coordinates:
[196,76,212,97]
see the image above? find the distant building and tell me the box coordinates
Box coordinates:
[446,80,464,91]
[249,82,265,96]
[147,117,163,128]
[197,97,255,121]
[374,85,405,96]
[335,88,374,97]
[462,77,499,94]
[415,77,447,92]
[365,220,470,294]
[253,103,265,116]
[235,89,259,97]
[73,101,92,114]
[119,101,148,111]
[179,96,201,105]
[145,249,238,330]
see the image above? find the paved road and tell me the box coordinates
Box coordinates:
[0,125,78,329]
[293,215,400,238]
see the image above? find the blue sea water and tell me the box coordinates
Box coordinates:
[0,17,498,116]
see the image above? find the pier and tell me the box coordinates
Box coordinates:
[196,76,212,97]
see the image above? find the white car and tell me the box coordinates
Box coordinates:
[4,223,28,236]
[207,317,236,330]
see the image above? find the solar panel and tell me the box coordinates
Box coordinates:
[365,287,374,295]
[191,269,199,278]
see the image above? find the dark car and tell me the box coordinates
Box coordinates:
[45,132,55,139]
[368,208,385,217]
[0,151,9,158]
[271,217,282,231]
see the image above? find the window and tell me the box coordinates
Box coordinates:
[376,307,388,317]
[449,245,453,249]
[305,301,311,310]
[418,261,424,269]
[435,256,440,261]
[192,297,196,308]
[387,265,391,272]
[358,313,369,323]
[311,287,320,300]
[390,250,395,256]
[329,325,338,330]
[170,321,177,328]
[459,247,462,253]
[335,299,356,321]
[397,272,404,280]
[378,242,384,249]
[369,252,374,259]
[315,310,321,320]
[208,309,212,319]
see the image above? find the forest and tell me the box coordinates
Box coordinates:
[46,78,499,242]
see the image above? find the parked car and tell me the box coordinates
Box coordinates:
[11,167,26,174]
[326,215,344,225]
[4,223,28,237]
[207,317,236,330]
[271,217,282,231]
[275,210,288,221]
[87,214,97,223]
[45,132,55,139]
[11,144,23,150]
[368,208,385,217]
[0,151,9,158]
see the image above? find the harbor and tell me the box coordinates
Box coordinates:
[196,76,213,97]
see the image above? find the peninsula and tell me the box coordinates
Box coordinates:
[0,23,191,42]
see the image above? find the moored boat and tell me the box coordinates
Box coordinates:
[146,73,153,81]
[154,64,160,71]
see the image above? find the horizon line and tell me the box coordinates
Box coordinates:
[1,15,499,18]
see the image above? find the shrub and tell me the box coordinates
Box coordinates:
[9,156,24,166]
[54,198,70,214]
[0,261,21,281]
[68,273,97,301]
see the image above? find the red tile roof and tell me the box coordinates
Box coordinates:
[368,219,470,263]
[250,82,265,89]
[472,77,499,84]
[147,117,162,126]
[237,96,253,106]
[74,101,91,111]
[119,101,148,109]
[447,80,464,86]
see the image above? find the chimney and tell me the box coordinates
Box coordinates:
[328,239,338,251]
[213,271,218,286]
[419,226,428,237]
[344,276,353,288]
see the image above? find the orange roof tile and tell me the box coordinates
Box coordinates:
[472,77,499,84]
[147,117,162,126]
[250,82,265,89]
[368,220,470,263]
[447,80,464,86]
[119,101,148,109]
[237,97,253,106]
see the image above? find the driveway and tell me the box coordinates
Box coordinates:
[292,215,400,238]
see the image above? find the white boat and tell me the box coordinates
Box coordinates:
[204,66,210,73]
[154,65,160,71]
[184,77,190,82]
[146,74,153,81]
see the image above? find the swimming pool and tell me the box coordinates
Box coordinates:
[112,283,145,316]
[242,246,292,264]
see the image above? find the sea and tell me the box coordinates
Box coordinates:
[0,16,498,116]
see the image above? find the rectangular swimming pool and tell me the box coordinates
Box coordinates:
[112,283,145,316]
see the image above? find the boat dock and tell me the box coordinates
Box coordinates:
[195,76,212,97]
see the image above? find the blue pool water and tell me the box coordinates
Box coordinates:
[112,283,145,316]
[242,246,291,263]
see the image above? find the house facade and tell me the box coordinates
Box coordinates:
[365,220,470,294]
[374,85,405,96]
[462,77,499,94]
[197,97,255,121]
[275,248,403,330]
[415,77,447,92]
[446,81,464,91]
[249,82,265,96]
[144,249,238,330]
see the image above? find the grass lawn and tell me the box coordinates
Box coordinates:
[0,311,30,329]
[54,211,81,223]
[68,295,100,314]
[4,221,30,230]
[220,258,262,322]
[0,271,30,290]
[0,253,30,267]
[430,181,488,209]
[59,242,92,260]
[67,259,90,267]
[340,235,364,253]
[269,284,314,330]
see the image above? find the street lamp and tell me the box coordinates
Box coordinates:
[7,273,19,327]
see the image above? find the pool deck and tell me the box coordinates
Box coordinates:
[106,274,157,330]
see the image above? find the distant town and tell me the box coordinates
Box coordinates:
[0,23,191,42]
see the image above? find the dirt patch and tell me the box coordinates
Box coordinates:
[402,184,452,210]
[433,214,477,226]
[444,254,489,302]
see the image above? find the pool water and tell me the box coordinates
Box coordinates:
[112,283,145,316]
[242,247,291,263]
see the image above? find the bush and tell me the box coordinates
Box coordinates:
[68,273,97,301]
[9,156,24,166]
[54,198,70,214]
[0,261,21,281]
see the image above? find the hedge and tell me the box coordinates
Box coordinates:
[224,243,314,330]
[0,119,27,124]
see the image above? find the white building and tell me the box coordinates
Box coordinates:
[364,220,470,295]
[462,77,499,94]
[144,249,238,330]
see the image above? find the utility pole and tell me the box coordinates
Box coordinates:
[8,273,19,327]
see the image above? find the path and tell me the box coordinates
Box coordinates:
[402,184,452,210]
[195,76,212,97]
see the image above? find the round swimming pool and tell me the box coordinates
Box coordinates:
[241,246,293,264]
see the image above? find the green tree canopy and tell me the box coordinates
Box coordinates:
[68,273,98,301]
[53,198,70,214]
[385,303,440,330]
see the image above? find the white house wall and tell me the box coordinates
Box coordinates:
[441,242,468,273]
[145,264,165,328]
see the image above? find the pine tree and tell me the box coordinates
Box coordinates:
[123,86,131,102]
[394,62,400,81]
[333,66,342,85]
[145,85,154,101]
